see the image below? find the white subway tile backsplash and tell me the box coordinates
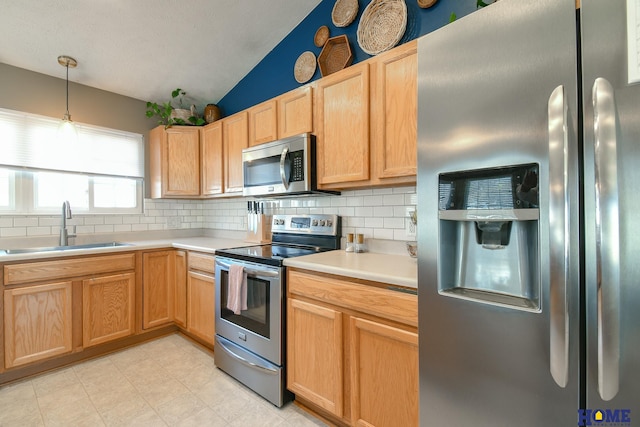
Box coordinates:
[27,226,51,236]
[0,186,417,244]
[1,227,26,237]
[14,217,39,227]
[382,194,405,206]
[94,225,115,233]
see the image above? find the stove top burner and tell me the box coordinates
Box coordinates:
[215,244,324,267]
[215,214,341,266]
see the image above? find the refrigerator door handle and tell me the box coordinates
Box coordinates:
[548,85,569,388]
[592,77,620,401]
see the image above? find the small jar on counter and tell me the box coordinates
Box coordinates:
[355,233,367,253]
[345,233,355,252]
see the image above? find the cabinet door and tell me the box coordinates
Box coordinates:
[277,86,313,138]
[82,273,135,348]
[174,250,187,328]
[142,251,174,329]
[201,121,223,196]
[248,99,278,146]
[223,111,248,194]
[349,316,419,427]
[316,63,370,186]
[163,127,201,196]
[4,282,73,368]
[372,41,417,180]
[187,271,215,345]
[287,298,344,418]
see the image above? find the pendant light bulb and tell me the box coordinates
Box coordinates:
[57,55,78,144]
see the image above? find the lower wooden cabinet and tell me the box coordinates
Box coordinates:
[174,250,187,328]
[142,250,175,329]
[187,271,215,345]
[82,273,136,348]
[287,298,344,418]
[4,282,73,368]
[349,316,418,427]
[287,269,418,427]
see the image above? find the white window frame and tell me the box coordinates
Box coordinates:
[0,107,145,215]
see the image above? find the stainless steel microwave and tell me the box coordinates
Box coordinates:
[242,133,339,197]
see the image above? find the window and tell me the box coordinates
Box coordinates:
[0,108,144,214]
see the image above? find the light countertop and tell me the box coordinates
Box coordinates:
[0,237,252,262]
[0,236,418,290]
[283,250,417,290]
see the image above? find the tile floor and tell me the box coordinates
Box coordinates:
[0,333,328,426]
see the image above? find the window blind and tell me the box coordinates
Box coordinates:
[0,107,144,178]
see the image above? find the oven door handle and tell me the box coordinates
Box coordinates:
[216,337,279,375]
[215,259,280,278]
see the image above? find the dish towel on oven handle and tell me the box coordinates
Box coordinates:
[227,264,248,315]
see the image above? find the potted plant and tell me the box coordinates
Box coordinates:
[146,88,206,128]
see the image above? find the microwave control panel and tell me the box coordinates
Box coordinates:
[290,150,304,182]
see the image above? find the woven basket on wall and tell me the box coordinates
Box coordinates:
[332,0,359,27]
[317,35,354,77]
[357,0,407,55]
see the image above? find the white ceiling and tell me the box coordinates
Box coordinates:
[0,0,322,109]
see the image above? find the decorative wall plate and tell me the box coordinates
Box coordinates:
[294,51,317,83]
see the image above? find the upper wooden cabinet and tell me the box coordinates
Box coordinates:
[149,126,201,198]
[277,86,313,139]
[316,41,417,189]
[315,62,371,186]
[248,86,314,148]
[248,99,278,146]
[223,111,248,194]
[371,41,417,182]
[201,121,224,196]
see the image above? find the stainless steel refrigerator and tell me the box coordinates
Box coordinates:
[417,0,640,426]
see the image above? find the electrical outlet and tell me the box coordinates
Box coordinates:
[167,217,180,229]
[406,208,416,238]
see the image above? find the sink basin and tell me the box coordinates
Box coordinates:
[0,242,132,255]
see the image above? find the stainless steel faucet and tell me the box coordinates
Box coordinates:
[60,200,76,246]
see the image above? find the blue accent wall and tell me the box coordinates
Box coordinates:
[217,0,481,116]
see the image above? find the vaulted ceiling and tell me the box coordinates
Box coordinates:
[1,0,322,108]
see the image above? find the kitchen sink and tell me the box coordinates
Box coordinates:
[0,241,132,255]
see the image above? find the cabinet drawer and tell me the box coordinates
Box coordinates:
[288,269,417,327]
[4,253,136,286]
[188,252,215,274]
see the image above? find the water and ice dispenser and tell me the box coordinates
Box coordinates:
[438,164,540,312]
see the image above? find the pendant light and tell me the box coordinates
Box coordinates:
[57,55,78,143]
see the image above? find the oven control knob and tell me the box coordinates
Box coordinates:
[318,220,325,226]
[278,219,285,225]
[312,219,318,226]
[326,219,333,227]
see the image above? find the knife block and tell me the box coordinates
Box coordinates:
[246,213,272,243]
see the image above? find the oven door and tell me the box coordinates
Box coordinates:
[214,256,284,365]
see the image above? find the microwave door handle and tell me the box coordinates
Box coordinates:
[280,147,290,190]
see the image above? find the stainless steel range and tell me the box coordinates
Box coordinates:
[214,214,340,407]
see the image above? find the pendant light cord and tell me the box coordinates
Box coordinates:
[65,63,70,116]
